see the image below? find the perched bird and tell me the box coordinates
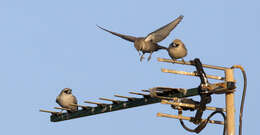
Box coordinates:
[167,39,187,61]
[97,15,183,61]
[56,88,78,113]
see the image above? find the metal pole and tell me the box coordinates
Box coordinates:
[158,58,227,70]
[157,112,224,125]
[161,68,225,80]
[225,68,236,135]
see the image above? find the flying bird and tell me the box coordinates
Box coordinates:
[167,39,187,61]
[97,15,184,61]
[56,88,78,113]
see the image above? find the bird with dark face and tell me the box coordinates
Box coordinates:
[97,15,183,61]
[56,88,78,113]
[167,39,187,61]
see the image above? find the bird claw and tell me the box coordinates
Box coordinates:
[170,58,176,65]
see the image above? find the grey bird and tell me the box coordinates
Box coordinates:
[56,88,78,113]
[167,39,187,61]
[97,15,183,61]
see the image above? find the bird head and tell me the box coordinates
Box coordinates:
[170,39,183,48]
[61,88,72,94]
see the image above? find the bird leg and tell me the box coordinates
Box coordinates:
[147,52,153,61]
[181,58,186,64]
[140,53,145,62]
[171,58,176,65]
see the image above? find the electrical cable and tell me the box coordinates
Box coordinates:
[178,110,226,134]
[231,65,247,135]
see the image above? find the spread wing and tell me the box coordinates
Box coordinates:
[145,15,183,43]
[97,25,137,42]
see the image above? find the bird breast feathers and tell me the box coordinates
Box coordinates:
[59,94,76,104]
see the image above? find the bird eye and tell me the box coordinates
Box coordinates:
[174,43,179,47]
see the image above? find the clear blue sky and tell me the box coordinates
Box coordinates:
[0,0,258,134]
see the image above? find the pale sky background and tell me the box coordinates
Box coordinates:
[0,0,259,135]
